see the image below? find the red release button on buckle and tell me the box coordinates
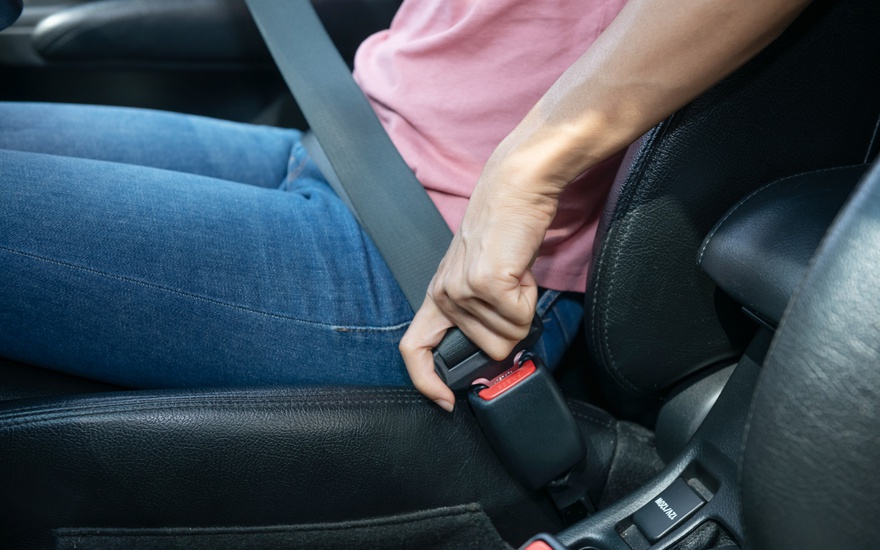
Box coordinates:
[477,359,537,400]
[523,541,554,550]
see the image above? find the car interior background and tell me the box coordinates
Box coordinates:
[0,0,878,549]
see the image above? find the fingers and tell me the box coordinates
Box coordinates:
[399,298,457,412]
[400,274,538,414]
[439,302,526,361]
[436,248,537,328]
[399,204,544,410]
[431,270,539,360]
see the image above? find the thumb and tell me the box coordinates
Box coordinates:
[399,299,457,412]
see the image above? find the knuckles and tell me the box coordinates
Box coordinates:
[443,282,472,305]
[467,265,497,295]
[510,308,534,328]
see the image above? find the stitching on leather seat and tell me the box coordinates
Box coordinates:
[0,386,421,412]
[697,165,862,266]
[569,409,614,430]
[591,121,675,397]
[55,504,490,536]
[0,398,429,429]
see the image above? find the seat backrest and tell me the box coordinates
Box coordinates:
[740,159,880,550]
[585,0,880,419]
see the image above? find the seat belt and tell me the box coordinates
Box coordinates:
[245,0,591,519]
[244,0,542,390]
[244,0,449,311]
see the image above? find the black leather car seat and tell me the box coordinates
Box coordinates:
[553,155,880,550]
[587,0,880,420]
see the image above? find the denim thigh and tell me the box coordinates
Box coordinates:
[0,102,296,188]
[0,141,415,388]
[0,105,585,389]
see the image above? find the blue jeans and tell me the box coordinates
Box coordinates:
[0,103,584,388]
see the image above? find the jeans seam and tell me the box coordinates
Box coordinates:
[332,322,410,333]
[0,245,410,332]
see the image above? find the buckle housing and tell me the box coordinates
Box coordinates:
[468,356,586,490]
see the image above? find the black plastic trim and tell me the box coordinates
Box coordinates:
[556,329,772,549]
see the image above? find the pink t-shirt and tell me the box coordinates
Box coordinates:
[354,0,627,292]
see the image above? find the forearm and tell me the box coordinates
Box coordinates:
[487,0,812,204]
[401,0,812,408]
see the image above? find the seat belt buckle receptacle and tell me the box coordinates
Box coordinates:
[518,534,570,550]
[467,355,586,490]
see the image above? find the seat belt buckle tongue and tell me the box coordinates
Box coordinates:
[467,355,586,491]
[433,316,543,392]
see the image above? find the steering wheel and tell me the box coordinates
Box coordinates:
[741,159,880,548]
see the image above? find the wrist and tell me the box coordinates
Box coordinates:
[494,112,619,192]
[470,161,560,232]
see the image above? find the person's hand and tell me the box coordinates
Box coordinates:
[401,0,814,414]
[399,155,560,412]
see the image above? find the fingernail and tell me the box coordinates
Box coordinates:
[434,399,454,413]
